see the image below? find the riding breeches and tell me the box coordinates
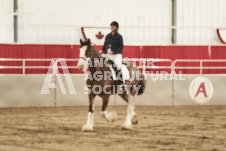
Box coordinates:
[102,54,122,70]
[102,53,130,84]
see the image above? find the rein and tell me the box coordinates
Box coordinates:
[79,46,112,70]
[79,46,101,62]
[79,57,86,61]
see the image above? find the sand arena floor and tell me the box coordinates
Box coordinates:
[0,106,226,151]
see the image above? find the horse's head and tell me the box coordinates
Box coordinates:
[77,39,99,71]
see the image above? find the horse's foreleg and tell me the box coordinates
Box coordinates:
[82,94,95,132]
[100,95,117,123]
[118,91,138,124]
[122,94,136,130]
[131,96,138,125]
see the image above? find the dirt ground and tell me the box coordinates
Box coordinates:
[0,106,226,151]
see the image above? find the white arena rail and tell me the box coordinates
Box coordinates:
[0,58,173,75]
[2,58,226,75]
[173,59,226,74]
[1,58,226,75]
[123,58,173,74]
[0,58,54,75]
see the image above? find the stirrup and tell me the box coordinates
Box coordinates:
[116,70,123,84]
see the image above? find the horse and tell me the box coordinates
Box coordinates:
[77,39,146,131]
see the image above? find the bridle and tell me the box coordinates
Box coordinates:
[79,46,101,62]
[78,45,88,62]
[79,56,86,61]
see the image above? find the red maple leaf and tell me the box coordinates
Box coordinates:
[96,31,104,39]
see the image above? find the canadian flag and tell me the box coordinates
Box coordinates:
[81,27,110,45]
[96,31,104,39]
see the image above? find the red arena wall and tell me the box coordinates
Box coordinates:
[0,44,225,74]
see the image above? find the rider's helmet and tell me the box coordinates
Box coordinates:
[110,21,119,28]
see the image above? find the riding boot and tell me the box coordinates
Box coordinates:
[117,70,126,92]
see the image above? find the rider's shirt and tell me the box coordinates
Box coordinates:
[102,32,124,54]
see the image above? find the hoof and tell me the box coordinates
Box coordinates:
[81,124,93,132]
[131,114,138,125]
[106,112,118,123]
[121,123,133,130]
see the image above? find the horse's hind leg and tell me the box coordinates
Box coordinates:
[100,95,117,123]
[82,93,96,132]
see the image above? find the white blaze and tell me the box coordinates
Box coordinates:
[77,46,88,67]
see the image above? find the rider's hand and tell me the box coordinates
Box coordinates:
[99,50,103,54]
[110,51,113,55]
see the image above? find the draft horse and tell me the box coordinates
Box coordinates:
[77,39,146,131]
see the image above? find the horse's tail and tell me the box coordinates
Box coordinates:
[137,73,146,95]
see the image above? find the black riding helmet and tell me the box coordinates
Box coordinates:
[110,21,119,28]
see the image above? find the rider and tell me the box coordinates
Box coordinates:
[99,21,125,87]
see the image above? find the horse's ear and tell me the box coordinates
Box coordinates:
[80,39,83,45]
[87,39,91,46]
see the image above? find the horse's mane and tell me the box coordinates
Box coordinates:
[91,46,102,58]
[90,46,120,77]
[91,46,110,63]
